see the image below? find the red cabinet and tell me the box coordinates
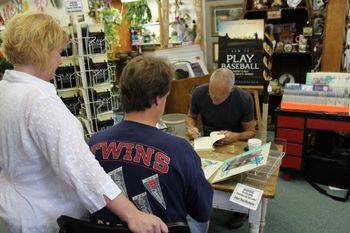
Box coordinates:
[275,116,305,170]
[275,109,350,178]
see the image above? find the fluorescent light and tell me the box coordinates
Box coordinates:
[121,0,138,3]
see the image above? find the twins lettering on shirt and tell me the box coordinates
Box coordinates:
[90,142,170,174]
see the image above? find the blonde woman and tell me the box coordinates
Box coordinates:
[0,11,167,233]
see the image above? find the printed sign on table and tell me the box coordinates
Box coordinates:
[230,183,263,210]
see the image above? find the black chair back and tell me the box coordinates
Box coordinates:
[57,215,190,233]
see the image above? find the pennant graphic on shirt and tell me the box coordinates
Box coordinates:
[142,174,166,210]
[108,167,128,198]
[132,192,153,214]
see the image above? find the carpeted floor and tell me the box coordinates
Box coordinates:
[208,172,350,233]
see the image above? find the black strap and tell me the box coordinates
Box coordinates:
[304,176,350,202]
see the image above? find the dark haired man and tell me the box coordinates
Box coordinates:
[89,56,213,233]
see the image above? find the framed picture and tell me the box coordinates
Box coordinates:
[210,4,243,36]
[212,42,219,63]
[312,0,322,11]
[314,16,324,35]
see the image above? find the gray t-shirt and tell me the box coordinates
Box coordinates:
[190,84,254,136]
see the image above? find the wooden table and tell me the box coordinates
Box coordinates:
[196,141,281,233]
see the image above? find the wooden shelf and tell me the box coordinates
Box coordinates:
[273,51,312,55]
[244,6,309,22]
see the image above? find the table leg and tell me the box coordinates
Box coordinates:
[259,198,269,233]
[248,200,262,233]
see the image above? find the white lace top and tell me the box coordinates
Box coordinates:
[0,70,121,233]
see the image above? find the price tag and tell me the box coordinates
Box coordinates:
[65,0,83,14]
[267,10,282,19]
[229,183,263,211]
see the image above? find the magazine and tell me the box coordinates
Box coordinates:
[201,142,271,183]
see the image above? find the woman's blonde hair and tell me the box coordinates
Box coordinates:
[2,11,68,71]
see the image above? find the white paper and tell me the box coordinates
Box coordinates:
[229,183,263,211]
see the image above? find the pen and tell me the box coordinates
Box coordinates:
[186,125,200,136]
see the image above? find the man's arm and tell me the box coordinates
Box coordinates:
[239,120,256,140]
[186,111,200,139]
[216,120,256,145]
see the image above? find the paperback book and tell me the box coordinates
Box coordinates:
[194,131,225,151]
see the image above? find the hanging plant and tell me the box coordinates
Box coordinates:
[100,7,121,44]
[0,38,13,79]
[87,0,105,21]
[124,0,152,29]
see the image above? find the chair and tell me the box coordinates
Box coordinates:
[57,215,190,233]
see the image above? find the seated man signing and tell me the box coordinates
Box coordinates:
[89,56,213,233]
[186,67,256,229]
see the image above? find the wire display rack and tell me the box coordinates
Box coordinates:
[243,149,285,189]
[54,65,79,89]
[56,22,119,137]
[61,96,82,116]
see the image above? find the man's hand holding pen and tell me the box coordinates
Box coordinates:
[186,126,201,139]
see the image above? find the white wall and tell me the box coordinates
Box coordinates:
[0,0,93,27]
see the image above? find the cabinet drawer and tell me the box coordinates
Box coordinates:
[307,119,350,131]
[276,128,304,143]
[277,116,305,129]
[285,142,303,156]
[275,141,303,156]
[281,156,302,170]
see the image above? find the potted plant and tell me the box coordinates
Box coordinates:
[171,30,178,42]
[124,0,152,29]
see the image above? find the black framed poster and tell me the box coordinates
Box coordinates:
[218,19,264,86]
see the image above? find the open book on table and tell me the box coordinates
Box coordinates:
[201,142,271,183]
[194,131,225,151]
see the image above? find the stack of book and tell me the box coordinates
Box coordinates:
[281,82,349,113]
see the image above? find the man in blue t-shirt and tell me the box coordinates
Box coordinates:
[186,68,256,229]
[89,56,213,233]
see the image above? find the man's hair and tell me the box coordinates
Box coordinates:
[2,11,68,72]
[120,56,174,112]
[210,68,235,87]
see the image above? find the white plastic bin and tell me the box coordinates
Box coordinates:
[161,113,187,137]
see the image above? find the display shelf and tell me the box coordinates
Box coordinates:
[243,0,313,84]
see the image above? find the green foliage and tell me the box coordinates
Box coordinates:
[87,0,105,20]
[0,38,13,77]
[124,0,152,29]
[101,7,121,44]
[0,57,13,75]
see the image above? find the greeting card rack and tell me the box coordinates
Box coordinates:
[53,24,118,137]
